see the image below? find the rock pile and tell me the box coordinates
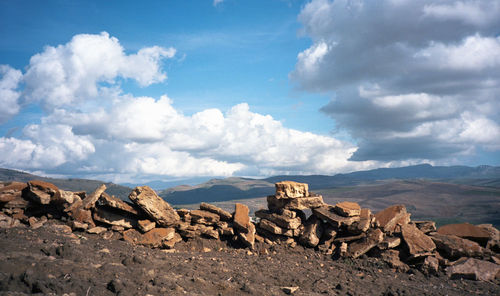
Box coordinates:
[1,179,499,282]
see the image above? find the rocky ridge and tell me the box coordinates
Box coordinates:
[1,179,499,290]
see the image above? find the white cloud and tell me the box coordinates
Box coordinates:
[0,65,22,123]
[213,0,224,7]
[23,32,175,109]
[292,0,500,162]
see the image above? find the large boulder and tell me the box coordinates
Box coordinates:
[275,181,309,199]
[447,258,500,281]
[129,186,180,227]
[98,192,143,216]
[401,223,436,257]
[25,180,61,205]
[0,182,26,203]
[348,228,384,258]
[374,205,410,234]
[430,233,487,260]
[437,223,491,247]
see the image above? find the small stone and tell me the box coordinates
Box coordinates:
[275,181,309,199]
[87,226,107,234]
[447,258,500,281]
[123,227,176,248]
[69,221,89,231]
[138,219,156,233]
[162,232,183,249]
[282,286,299,294]
[334,201,361,217]
[333,233,366,243]
[129,186,180,227]
[199,202,232,221]
[420,256,439,275]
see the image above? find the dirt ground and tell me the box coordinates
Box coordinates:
[0,221,499,296]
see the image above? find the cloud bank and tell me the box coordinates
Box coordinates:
[0,32,379,182]
[291,0,500,161]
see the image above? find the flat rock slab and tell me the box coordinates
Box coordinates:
[26,180,61,205]
[123,227,176,248]
[200,202,232,221]
[430,233,486,260]
[129,186,180,227]
[138,219,156,233]
[447,258,500,281]
[81,184,107,210]
[259,219,294,237]
[374,205,410,234]
[255,209,302,229]
[233,203,250,231]
[93,207,137,228]
[312,205,360,227]
[437,223,491,246]
[348,228,384,258]
[190,210,220,225]
[401,224,436,256]
[98,192,142,216]
[0,182,27,203]
[413,221,436,234]
[275,181,309,199]
[334,202,361,217]
[268,195,324,211]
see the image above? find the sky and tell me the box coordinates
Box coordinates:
[0,0,499,184]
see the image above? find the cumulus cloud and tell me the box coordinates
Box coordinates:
[0,32,380,181]
[0,65,23,123]
[291,0,500,161]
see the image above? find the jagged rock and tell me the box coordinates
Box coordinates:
[420,256,439,275]
[447,258,500,281]
[98,192,142,216]
[379,236,401,250]
[28,216,46,229]
[218,221,235,237]
[238,222,256,249]
[413,221,436,234]
[267,195,324,211]
[401,223,436,256]
[123,227,176,248]
[65,200,95,227]
[81,184,107,210]
[334,233,366,243]
[437,223,491,247]
[233,203,251,231]
[334,201,361,217]
[477,224,500,252]
[162,232,183,249]
[0,182,26,202]
[255,209,302,229]
[313,205,360,227]
[25,180,61,205]
[348,228,384,258]
[58,190,82,206]
[176,208,190,218]
[129,186,180,227]
[379,249,410,272]
[275,181,309,199]
[374,205,411,234]
[317,237,336,254]
[282,286,299,294]
[87,226,107,234]
[93,207,136,228]
[0,212,20,228]
[200,202,232,221]
[299,215,323,247]
[198,225,219,239]
[339,242,348,257]
[347,208,371,234]
[190,210,220,225]
[137,219,156,233]
[69,220,89,231]
[430,233,486,259]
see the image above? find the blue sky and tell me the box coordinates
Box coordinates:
[0,0,499,183]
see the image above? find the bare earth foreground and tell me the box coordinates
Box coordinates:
[0,223,499,296]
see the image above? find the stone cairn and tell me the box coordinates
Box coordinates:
[0,180,499,282]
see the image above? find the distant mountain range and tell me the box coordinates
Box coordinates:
[158,164,500,205]
[1,164,499,204]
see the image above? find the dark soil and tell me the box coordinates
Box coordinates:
[1,221,499,296]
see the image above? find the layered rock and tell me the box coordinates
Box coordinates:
[129,186,180,227]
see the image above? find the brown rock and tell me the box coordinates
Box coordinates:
[312,205,360,227]
[255,209,302,229]
[176,208,190,217]
[198,225,220,239]
[66,201,95,227]
[93,207,137,228]
[267,195,324,211]
[177,223,199,239]
[348,228,384,258]
[259,219,294,237]
[322,223,337,240]
[69,221,89,231]
[217,221,235,237]
[238,222,256,249]
[28,216,46,229]
[477,224,500,252]
[401,223,436,256]
[200,202,232,221]
[334,201,361,217]
[138,219,156,233]
[123,227,176,248]
[80,184,107,210]
[374,205,411,234]
[98,192,142,216]
[275,181,309,199]
[413,221,436,234]
[129,186,180,227]
[420,256,439,275]
[2,196,29,210]
[347,208,371,234]
[162,232,183,249]
[58,190,81,205]
[0,213,20,228]
[190,210,220,225]
[25,180,61,205]
[379,249,410,272]
[298,215,323,247]
[339,242,348,257]
[334,233,366,243]
[87,226,107,234]
[0,182,26,202]
[447,258,500,281]
[379,236,401,250]
[430,233,486,259]
[233,203,250,231]
[438,223,491,247]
